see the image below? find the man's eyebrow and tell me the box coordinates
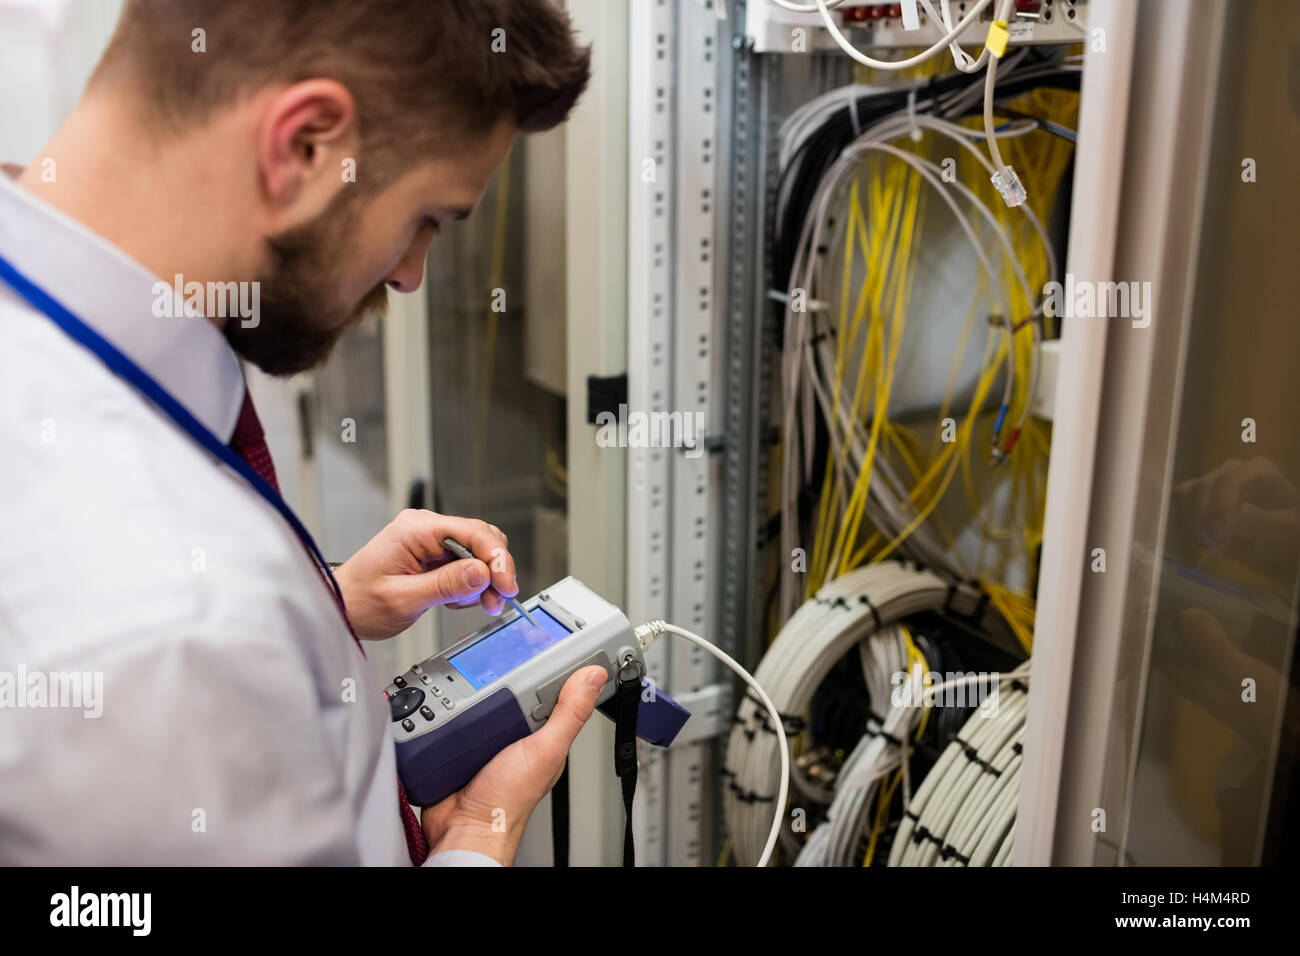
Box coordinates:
[450,207,473,221]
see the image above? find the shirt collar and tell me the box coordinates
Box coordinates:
[0,167,245,443]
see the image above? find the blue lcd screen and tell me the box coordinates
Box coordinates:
[448,607,572,690]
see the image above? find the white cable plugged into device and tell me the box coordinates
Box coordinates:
[634,620,790,869]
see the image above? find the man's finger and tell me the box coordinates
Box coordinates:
[480,588,506,616]
[394,513,515,594]
[535,666,608,752]
[397,557,491,609]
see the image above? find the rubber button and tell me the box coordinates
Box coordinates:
[389,686,425,721]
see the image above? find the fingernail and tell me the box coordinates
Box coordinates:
[585,668,608,690]
[465,563,488,588]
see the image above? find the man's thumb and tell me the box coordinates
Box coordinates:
[399,558,491,609]
[539,666,608,746]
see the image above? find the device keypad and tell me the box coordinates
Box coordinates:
[389,686,425,721]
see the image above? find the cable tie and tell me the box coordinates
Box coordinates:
[857,593,883,631]
[745,689,806,733]
[1012,741,1023,755]
[940,843,972,865]
[913,825,945,849]
[862,715,903,748]
[959,740,1001,776]
[727,780,775,805]
[878,727,903,747]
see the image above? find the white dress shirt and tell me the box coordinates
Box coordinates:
[0,169,496,866]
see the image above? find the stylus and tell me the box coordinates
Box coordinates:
[441,536,539,627]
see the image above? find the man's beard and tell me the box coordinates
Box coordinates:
[223,195,389,377]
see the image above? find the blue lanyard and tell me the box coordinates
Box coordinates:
[0,251,347,611]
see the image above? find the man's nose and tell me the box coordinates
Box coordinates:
[385,238,430,293]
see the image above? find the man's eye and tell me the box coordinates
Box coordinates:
[422,217,442,234]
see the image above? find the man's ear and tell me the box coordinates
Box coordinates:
[257,79,357,214]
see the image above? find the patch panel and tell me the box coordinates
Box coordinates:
[744,0,1088,54]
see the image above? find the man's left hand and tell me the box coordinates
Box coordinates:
[335,510,519,640]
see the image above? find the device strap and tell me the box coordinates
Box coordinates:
[551,761,569,867]
[613,673,641,867]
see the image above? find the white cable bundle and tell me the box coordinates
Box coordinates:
[777,94,1062,620]
[888,676,1029,867]
[795,626,911,867]
[724,561,1006,867]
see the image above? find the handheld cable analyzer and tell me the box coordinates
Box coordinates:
[389,575,691,809]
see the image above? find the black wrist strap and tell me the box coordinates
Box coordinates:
[551,671,642,868]
[550,674,641,867]
[613,673,641,868]
[551,760,569,867]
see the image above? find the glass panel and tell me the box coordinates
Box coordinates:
[424,144,570,647]
[309,319,397,684]
[1121,1,1300,865]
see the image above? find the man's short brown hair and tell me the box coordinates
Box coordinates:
[95,0,590,176]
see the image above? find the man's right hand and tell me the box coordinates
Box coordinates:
[335,510,521,640]
[420,665,609,865]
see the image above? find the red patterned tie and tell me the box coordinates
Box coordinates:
[229,389,429,865]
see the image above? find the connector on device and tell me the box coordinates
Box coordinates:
[991,165,1027,207]
[634,620,663,652]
